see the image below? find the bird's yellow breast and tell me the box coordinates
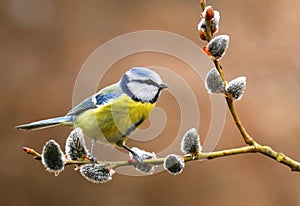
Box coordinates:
[75,94,155,146]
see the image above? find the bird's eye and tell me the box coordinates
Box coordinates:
[144,79,154,85]
[133,79,158,87]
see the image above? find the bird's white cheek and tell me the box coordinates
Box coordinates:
[127,82,158,102]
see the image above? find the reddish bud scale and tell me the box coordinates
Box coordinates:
[83,155,90,160]
[23,147,32,154]
[199,30,207,41]
[128,158,138,165]
[203,46,211,56]
[205,7,214,20]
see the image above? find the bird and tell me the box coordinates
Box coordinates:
[16,67,168,155]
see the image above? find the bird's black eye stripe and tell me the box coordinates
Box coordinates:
[133,79,160,87]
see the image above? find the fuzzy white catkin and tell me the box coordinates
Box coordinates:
[181,128,202,155]
[129,147,157,174]
[65,128,89,160]
[205,67,225,94]
[207,35,229,59]
[42,140,66,175]
[80,164,115,184]
[164,154,185,175]
[225,76,246,100]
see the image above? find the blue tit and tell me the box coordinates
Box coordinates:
[16,67,168,152]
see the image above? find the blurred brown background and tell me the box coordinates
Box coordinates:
[1,0,300,205]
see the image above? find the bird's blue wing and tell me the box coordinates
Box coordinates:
[66,96,97,116]
[66,83,122,117]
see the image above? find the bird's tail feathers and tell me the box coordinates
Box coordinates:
[16,116,74,130]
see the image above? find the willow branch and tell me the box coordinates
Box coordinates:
[200,0,300,172]
[23,144,300,171]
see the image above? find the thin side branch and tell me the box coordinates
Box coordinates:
[200,0,300,172]
[199,0,206,11]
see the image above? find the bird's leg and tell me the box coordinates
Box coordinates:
[90,141,95,156]
[122,144,137,156]
[88,139,97,163]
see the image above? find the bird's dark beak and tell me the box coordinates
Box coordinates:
[159,83,168,89]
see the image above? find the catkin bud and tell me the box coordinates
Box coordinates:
[197,10,220,40]
[164,154,185,175]
[65,128,89,160]
[181,128,202,155]
[204,35,229,59]
[42,140,66,176]
[129,147,157,173]
[225,76,247,100]
[80,163,115,184]
[202,6,214,20]
[205,67,225,94]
